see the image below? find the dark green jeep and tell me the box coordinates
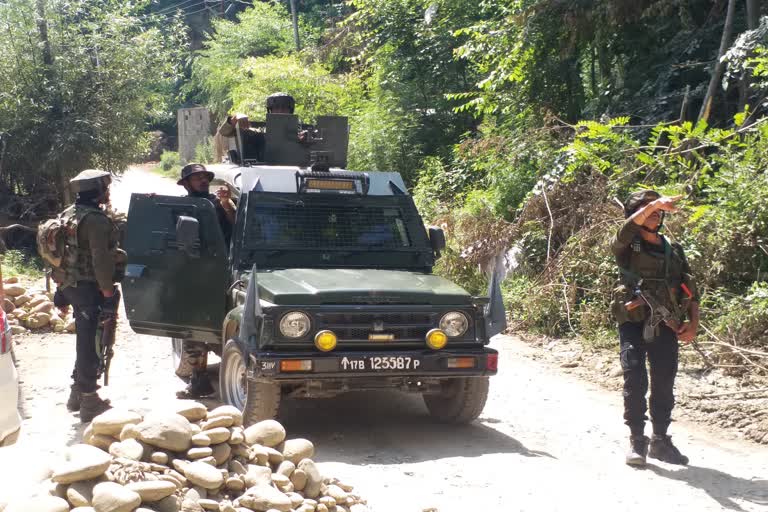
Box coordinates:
[123,114,505,425]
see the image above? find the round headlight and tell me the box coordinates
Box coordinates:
[279,311,311,338]
[440,311,469,337]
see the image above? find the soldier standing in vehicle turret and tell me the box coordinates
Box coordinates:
[52,170,124,422]
[218,93,303,163]
[175,163,235,398]
[611,190,699,467]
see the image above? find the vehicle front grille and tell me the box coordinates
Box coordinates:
[315,311,438,343]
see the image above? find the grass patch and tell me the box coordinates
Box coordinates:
[1,250,44,279]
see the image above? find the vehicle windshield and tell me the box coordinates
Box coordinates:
[246,202,411,248]
[236,192,434,270]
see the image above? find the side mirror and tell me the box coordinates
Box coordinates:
[428,227,446,259]
[175,215,201,259]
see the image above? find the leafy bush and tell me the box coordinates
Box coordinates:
[157,151,182,176]
[1,250,44,279]
[194,138,217,165]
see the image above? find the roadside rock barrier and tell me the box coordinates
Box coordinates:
[2,402,371,512]
[1,281,75,335]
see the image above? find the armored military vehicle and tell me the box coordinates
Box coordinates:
[122,114,505,425]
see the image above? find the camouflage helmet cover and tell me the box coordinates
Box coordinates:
[624,189,660,218]
[266,92,295,113]
[70,169,112,194]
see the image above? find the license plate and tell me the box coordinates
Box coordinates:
[339,356,422,372]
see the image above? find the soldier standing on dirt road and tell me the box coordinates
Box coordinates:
[175,163,235,399]
[611,190,700,467]
[52,170,124,422]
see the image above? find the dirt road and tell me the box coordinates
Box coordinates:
[2,167,767,511]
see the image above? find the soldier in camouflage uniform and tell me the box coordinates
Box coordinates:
[53,170,124,422]
[611,190,699,466]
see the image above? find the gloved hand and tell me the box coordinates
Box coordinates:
[53,288,70,316]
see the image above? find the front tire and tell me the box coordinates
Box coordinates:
[423,377,489,424]
[220,340,281,425]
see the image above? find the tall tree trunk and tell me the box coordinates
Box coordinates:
[36,0,67,203]
[740,0,761,115]
[698,0,738,124]
[746,0,760,29]
[289,0,301,51]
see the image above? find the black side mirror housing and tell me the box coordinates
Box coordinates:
[175,215,201,259]
[428,227,446,259]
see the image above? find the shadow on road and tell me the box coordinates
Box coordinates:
[275,390,553,465]
[647,464,768,512]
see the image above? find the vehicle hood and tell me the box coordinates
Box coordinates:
[253,268,472,306]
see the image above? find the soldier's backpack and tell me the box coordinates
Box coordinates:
[36,206,94,285]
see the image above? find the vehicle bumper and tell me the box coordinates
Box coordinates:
[248,347,498,380]
[0,352,21,447]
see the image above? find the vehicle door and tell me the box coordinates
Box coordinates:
[122,194,228,343]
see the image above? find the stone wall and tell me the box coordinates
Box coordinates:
[177,107,213,163]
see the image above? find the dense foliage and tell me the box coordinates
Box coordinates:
[2,0,766,363]
[0,0,185,210]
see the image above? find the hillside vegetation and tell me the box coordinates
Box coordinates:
[1,0,766,371]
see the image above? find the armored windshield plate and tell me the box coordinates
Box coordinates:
[209,164,408,196]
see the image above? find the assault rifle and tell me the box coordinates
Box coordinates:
[624,279,681,341]
[96,288,121,386]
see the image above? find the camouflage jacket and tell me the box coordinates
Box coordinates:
[610,218,699,324]
[55,203,125,290]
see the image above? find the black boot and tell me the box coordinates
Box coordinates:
[649,434,689,465]
[66,384,81,412]
[176,371,215,399]
[625,435,649,466]
[80,392,112,423]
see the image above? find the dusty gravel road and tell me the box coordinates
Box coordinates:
[2,166,767,511]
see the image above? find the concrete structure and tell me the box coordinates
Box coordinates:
[177,107,213,163]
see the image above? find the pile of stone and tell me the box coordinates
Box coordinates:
[3,401,370,512]
[1,277,75,335]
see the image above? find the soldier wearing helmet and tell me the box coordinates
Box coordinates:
[610,190,699,467]
[53,169,125,422]
[217,93,303,163]
[174,163,235,398]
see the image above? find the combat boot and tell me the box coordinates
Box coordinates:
[79,392,112,423]
[625,435,649,466]
[66,384,81,412]
[649,434,689,465]
[176,371,215,399]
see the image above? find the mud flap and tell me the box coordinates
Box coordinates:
[238,265,261,354]
[485,263,507,338]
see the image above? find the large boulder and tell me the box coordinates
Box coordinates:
[125,481,177,502]
[174,401,208,422]
[281,439,315,465]
[52,444,112,484]
[91,482,141,512]
[243,420,285,447]
[135,414,193,452]
[4,496,69,512]
[183,461,225,490]
[239,485,292,512]
[92,409,143,437]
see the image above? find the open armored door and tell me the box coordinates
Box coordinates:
[122,194,228,343]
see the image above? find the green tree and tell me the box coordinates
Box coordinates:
[0,0,186,204]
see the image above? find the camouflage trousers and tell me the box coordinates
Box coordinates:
[182,340,208,372]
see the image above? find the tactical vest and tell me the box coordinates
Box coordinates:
[611,235,694,324]
[51,205,125,288]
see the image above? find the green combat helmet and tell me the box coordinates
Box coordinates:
[70,169,112,195]
[266,92,295,114]
[624,189,660,218]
